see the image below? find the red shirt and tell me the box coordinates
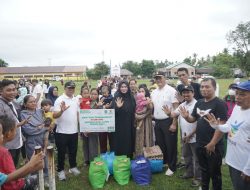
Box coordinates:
[80,98,91,109]
[0,146,25,190]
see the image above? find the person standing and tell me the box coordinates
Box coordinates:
[31,79,43,109]
[179,78,227,190]
[111,80,136,159]
[53,81,80,181]
[151,72,179,176]
[0,80,28,167]
[176,67,203,101]
[205,80,250,190]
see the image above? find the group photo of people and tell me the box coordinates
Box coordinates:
[0,67,249,190]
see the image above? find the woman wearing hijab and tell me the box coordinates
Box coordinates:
[111,80,136,158]
[47,86,59,106]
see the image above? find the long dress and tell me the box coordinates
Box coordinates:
[111,87,136,158]
[135,106,154,156]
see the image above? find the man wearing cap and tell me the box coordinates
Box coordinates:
[179,78,227,190]
[53,81,80,181]
[206,80,250,189]
[151,71,179,176]
[162,85,201,186]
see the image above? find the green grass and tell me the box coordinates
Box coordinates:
[49,79,237,190]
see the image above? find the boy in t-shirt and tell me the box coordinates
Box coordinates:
[162,85,201,186]
[0,115,39,190]
[41,99,55,152]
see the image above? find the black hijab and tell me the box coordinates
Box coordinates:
[112,80,136,113]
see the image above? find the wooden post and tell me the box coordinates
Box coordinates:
[35,146,44,190]
[47,145,56,190]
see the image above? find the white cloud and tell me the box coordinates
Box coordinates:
[0,0,249,68]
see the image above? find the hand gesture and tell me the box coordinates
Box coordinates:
[27,152,44,172]
[179,106,189,119]
[115,97,124,108]
[162,105,171,116]
[60,101,70,112]
[204,113,220,129]
[96,99,104,107]
[204,142,215,155]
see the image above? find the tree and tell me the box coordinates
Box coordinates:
[86,62,110,80]
[140,60,156,78]
[0,58,8,67]
[227,21,250,75]
[121,61,140,76]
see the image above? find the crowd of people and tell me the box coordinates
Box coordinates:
[0,67,249,190]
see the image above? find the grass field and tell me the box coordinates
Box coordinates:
[49,78,240,190]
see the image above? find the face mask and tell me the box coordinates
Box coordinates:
[228,89,236,96]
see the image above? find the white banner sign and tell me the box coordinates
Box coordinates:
[79,109,115,132]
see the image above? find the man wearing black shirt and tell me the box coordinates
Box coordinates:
[179,78,227,190]
[177,67,203,100]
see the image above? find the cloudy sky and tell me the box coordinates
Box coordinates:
[0,0,249,68]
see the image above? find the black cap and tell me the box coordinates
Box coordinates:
[64,81,76,88]
[153,71,165,78]
[181,85,194,93]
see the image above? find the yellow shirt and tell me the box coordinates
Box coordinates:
[44,111,55,124]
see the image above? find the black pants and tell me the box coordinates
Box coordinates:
[99,132,113,153]
[9,148,21,167]
[55,133,78,172]
[196,146,223,190]
[154,118,177,171]
[229,166,250,190]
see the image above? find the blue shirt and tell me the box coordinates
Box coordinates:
[0,172,7,186]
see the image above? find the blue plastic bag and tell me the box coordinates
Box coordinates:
[131,156,151,185]
[149,159,163,173]
[101,152,115,175]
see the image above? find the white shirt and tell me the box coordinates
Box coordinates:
[54,93,79,134]
[174,99,197,143]
[151,84,178,119]
[42,83,51,94]
[215,105,250,176]
[32,84,43,108]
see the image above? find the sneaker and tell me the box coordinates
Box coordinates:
[58,171,66,181]
[69,167,81,176]
[165,168,174,176]
[191,179,201,187]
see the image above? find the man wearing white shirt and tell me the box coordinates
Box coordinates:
[206,80,250,189]
[31,79,43,109]
[53,81,80,181]
[151,72,179,176]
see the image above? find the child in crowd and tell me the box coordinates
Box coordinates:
[100,86,113,108]
[135,92,149,130]
[41,99,55,152]
[82,88,101,166]
[162,85,201,187]
[79,87,91,109]
[0,115,38,190]
[99,86,113,153]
